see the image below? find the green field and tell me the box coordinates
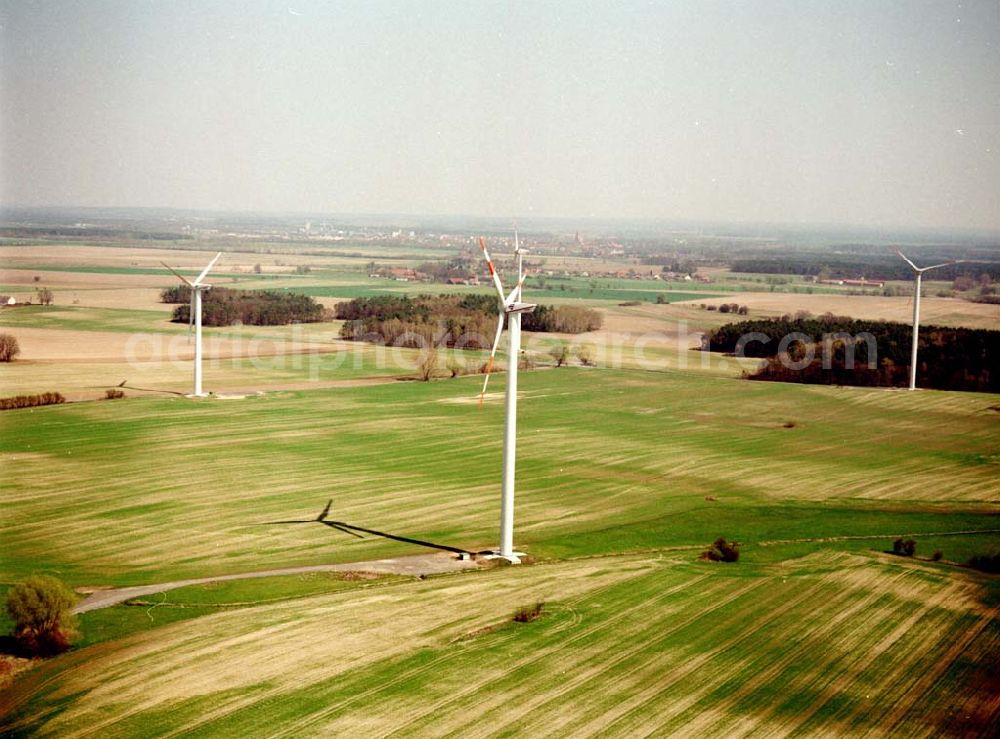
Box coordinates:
[3,367,997,584]
[0,304,178,334]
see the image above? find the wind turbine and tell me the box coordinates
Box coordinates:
[894,249,960,391]
[161,252,222,396]
[478,231,535,563]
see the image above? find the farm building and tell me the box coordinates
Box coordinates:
[841,278,885,287]
[0,295,17,306]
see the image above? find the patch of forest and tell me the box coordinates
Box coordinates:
[705,316,999,392]
[335,294,601,348]
[161,286,326,326]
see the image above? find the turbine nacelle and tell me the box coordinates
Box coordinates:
[506,301,536,314]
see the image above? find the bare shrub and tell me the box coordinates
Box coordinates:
[0,334,19,362]
[513,601,544,623]
[104,389,125,400]
[575,345,595,366]
[700,537,740,562]
[931,550,943,562]
[418,347,439,381]
[0,392,66,411]
[967,552,1000,573]
[892,538,916,557]
[550,343,570,367]
[953,275,976,291]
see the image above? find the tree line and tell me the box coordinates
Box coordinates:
[162,286,326,326]
[336,294,601,348]
[730,257,1000,282]
[0,226,191,241]
[705,316,999,392]
[0,392,66,411]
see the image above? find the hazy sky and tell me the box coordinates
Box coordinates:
[2,0,998,229]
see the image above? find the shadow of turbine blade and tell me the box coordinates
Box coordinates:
[318,499,332,521]
[265,501,474,555]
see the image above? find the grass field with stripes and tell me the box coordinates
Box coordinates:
[3,552,997,736]
[2,368,997,585]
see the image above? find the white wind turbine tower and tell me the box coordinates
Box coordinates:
[161,252,222,397]
[894,249,961,391]
[479,231,535,563]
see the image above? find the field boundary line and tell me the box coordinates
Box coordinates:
[757,528,1000,547]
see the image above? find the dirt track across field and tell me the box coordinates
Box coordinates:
[73,553,479,613]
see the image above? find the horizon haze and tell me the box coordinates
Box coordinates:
[2,0,999,231]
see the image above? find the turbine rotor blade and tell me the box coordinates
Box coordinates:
[479,237,507,303]
[480,311,506,405]
[161,261,193,286]
[895,249,920,273]
[514,225,523,298]
[517,254,524,301]
[919,261,957,273]
[895,248,957,274]
[505,273,527,307]
[193,252,223,286]
[188,293,195,339]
